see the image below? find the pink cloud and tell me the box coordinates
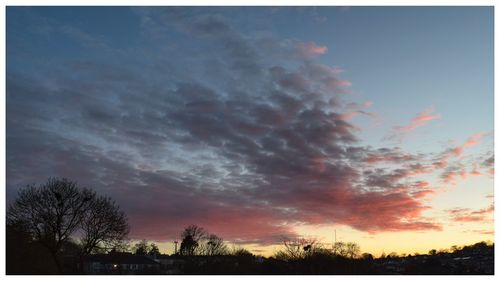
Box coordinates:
[339,101,379,121]
[441,168,483,184]
[455,216,487,222]
[296,41,328,59]
[471,204,494,216]
[447,205,494,223]
[432,159,449,168]
[396,107,440,134]
[412,181,430,189]
[411,189,435,199]
[334,80,352,87]
[338,189,441,233]
[434,133,489,172]
[450,133,485,157]
[385,107,440,141]
[272,179,442,233]
[406,163,433,176]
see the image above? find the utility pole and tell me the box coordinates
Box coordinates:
[333,229,337,254]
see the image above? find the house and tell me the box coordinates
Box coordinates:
[84,252,160,274]
[153,254,186,274]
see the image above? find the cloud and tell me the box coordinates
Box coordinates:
[473,230,494,235]
[397,107,440,132]
[448,133,485,158]
[59,25,110,49]
[433,133,492,180]
[447,205,494,223]
[436,133,490,165]
[385,107,440,141]
[363,147,420,164]
[482,154,494,168]
[7,8,446,246]
[440,165,483,184]
[339,101,380,121]
[295,41,328,59]
[481,154,494,176]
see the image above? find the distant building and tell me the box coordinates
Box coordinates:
[84,252,160,274]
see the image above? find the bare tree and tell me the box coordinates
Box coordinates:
[333,241,348,257]
[230,245,254,257]
[200,234,228,256]
[333,241,360,259]
[7,178,130,273]
[346,242,360,259]
[274,237,319,261]
[79,195,129,255]
[179,225,207,256]
[7,178,93,272]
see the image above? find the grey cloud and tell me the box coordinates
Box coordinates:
[7,8,442,244]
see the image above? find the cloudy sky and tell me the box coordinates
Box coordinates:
[6,6,493,256]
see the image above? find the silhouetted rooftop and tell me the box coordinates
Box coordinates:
[86,253,159,265]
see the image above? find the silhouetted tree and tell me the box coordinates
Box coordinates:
[7,178,93,273]
[333,242,348,257]
[7,178,130,274]
[201,234,228,256]
[346,242,360,259]
[428,249,437,255]
[180,235,197,256]
[148,243,161,256]
[450,245,460,253]
[230,246,254,257]
[179,225,207,256]
[274,237,319,261]
[133,240,150,255]
[387,252,399,258]
[80,195,129,255]
[361,253,374,261]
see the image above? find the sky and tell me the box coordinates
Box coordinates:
[6,6,494,257]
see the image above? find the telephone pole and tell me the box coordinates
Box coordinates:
[333,229,337,254]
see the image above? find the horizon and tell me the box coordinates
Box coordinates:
[84,238,497,258]
[6,6,494,258]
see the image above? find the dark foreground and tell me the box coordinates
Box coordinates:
[7,241,493,275]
